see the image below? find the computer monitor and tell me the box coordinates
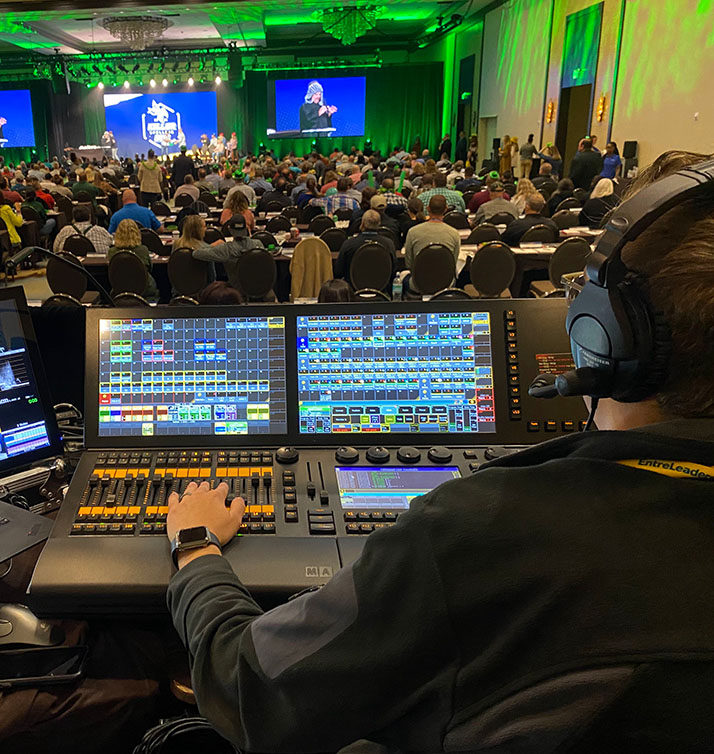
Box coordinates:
[0,287,62,472]
[92,313,288,442]
[296,310,496,435]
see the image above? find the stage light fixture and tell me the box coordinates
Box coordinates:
[132,64,140,73]
[150,78,156,87]
[173,78,178,85]
[188,76,194,86]
[123,80,130,88]
[215,76,222,85]
[98,81,105,89]
[162,78,168,87]
[118,64,128,74]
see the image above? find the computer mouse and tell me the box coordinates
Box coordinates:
[0,603,64,647]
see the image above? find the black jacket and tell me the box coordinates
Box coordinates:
[579,194,619,229]
[172,155,196,188]
[532,175,558,199]
[501,213,559,246]
[334,230,396,289]
[569,150,604,190]
[168,419,714,752]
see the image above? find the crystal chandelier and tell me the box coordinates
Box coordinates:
[313,6,385,45]
[102,16,170,51]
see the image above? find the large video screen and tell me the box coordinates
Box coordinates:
[267,76,366,139]
[103,92,217,158]
[0,90,36,148]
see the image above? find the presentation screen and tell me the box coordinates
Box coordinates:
[267,76,366,139]
[103,91,217,157]
[0,90,36,148]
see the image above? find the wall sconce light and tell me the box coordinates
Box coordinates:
[596,94,606,122]
[546,100,555,124]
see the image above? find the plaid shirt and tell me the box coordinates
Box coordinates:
[53,221,114,255]
[417,187,466,212]
[381,191,408,208]
[310,193,360,214]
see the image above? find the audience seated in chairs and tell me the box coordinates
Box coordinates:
[192,213,265,293]
[318,279,354,303]
[256,177,292,213]
[547,178,576,216]
[335,209,396,292]
[219,190,255,234]
[368,194,401,242]
[473,182,519,224]
[109,189,163,233]
[22,189,56,242]
[108,219,159,302]
[0,176,23,205]
[397,197,426,240]
[198,281,245,305]
[579,178,620,229]
[502,193,559,247]
[404,195,461,295]
[54,205,113,255]
[532,162,558,199]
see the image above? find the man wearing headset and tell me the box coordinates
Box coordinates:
[166,150,714,752]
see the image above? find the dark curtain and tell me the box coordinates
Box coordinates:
[237,64,443,157]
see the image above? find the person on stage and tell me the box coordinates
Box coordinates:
[101,130,112,158]
[299,81,337,132]
[177,128,187,150]
[227,132,237,160]
[0,116,7,143]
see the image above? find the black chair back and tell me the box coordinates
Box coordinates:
[350,242,393,292]
[520,224,559,245]
[552,209,581,230]
[151,201,172,217]
[319,227,348,252]
[46,252,88,299]
[75,190,92,203]
[502,182,517,196]
[353,288,391,301]
[266,215,291,233]
[169,295,199,306]
[470,242,516,297]
[309,214,335,235]
[466,224,501,245]
[554,197,581,212]
[462,191,477,206]
[20,206,41,224]
[168,247,210,295]
[412,244,456,295]
[335,207,354,221]
[488,212,516,226]
[377,226,399,247]
[251,231,278,249]
[112,292,150,307]
[235,249,277,302]
[174,193,194,208]
[300,205,325,224]
[41,293,83,310]
[198,192,218,207]
[548,238,592,288]
[204,227,224,244]
[282,206,301,220]
[573,188,589,204]
[430,287,472,300]
[265,200,286,213]
[108,250,148,295]
[63,234,96,257]
[443,211,470,229]
[141,227,168,257]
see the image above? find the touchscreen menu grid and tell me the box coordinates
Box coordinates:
[98,317,287,437]
[297,312,495,434]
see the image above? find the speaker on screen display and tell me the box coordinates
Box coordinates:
[623,141,638,159]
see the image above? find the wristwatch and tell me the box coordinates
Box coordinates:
[171,526,222,568]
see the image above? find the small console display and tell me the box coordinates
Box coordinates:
[335,466,461,509]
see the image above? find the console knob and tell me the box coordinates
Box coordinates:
[484,446,517,461]
[366,446,390,464]
[397,446,421,463]
[427,446,452,463]
[335,446,359,464]
[275,446,299,464]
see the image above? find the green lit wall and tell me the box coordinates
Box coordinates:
[561,3,602,88]
[612,0,714,165]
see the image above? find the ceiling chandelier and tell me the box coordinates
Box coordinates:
[102,15,170,51]
[312,6,385,45]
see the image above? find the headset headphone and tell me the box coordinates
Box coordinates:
[532,159,714,403]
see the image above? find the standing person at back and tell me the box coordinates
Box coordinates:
[138,149,163,207]
[403,195,460,294]
[569,139,603,190]
[519,134,538,179]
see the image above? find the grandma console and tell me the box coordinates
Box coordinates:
[29,300,586,615]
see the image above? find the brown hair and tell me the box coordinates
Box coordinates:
[619,150,714,416]
[225,189,249,215]
[176,214,206,249]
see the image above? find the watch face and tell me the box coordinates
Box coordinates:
[177,526,209,547]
